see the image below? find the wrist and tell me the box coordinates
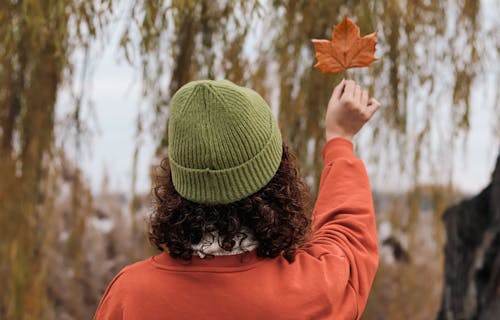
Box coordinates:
[325,130,354,142]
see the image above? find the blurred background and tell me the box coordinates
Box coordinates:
[1,1,499,319]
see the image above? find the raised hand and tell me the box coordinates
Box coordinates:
[325,79,381,141]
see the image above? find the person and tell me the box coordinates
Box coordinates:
[94,79,381,320]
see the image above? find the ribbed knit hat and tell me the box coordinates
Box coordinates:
[168,80,283,204]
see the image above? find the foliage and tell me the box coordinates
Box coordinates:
[0,1,113,318]
[0,0,498,319]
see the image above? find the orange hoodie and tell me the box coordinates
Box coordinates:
[94,138,379,320]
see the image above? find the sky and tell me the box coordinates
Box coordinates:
[56,31,154,194]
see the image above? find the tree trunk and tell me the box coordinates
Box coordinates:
[438,150,500,320]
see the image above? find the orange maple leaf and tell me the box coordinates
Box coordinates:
[312,17,377,74]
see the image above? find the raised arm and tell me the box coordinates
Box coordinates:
[309,80,381,318]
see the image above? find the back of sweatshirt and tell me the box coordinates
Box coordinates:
[93,138,379,320]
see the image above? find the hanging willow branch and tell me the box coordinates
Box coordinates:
[0,1,113,319]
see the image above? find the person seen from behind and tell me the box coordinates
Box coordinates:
[94,79,381,320]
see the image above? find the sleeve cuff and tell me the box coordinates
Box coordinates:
[322,137,355,163]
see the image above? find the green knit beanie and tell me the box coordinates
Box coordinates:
[168,79,283,204]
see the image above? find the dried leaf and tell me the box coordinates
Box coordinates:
[312,17,377,74]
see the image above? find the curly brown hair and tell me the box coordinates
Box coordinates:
[149,143,311,263]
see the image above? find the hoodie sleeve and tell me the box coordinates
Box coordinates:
[308,137,379,319]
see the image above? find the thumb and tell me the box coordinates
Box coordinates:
[331,79,345,101]
[367,98,381,118]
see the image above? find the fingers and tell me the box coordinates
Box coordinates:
[361,90,368,107]
[354,84,362,104]
[343,80,356,99]
[331,79,345,101]
[339,80,380,120]
[367,98,382,118]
